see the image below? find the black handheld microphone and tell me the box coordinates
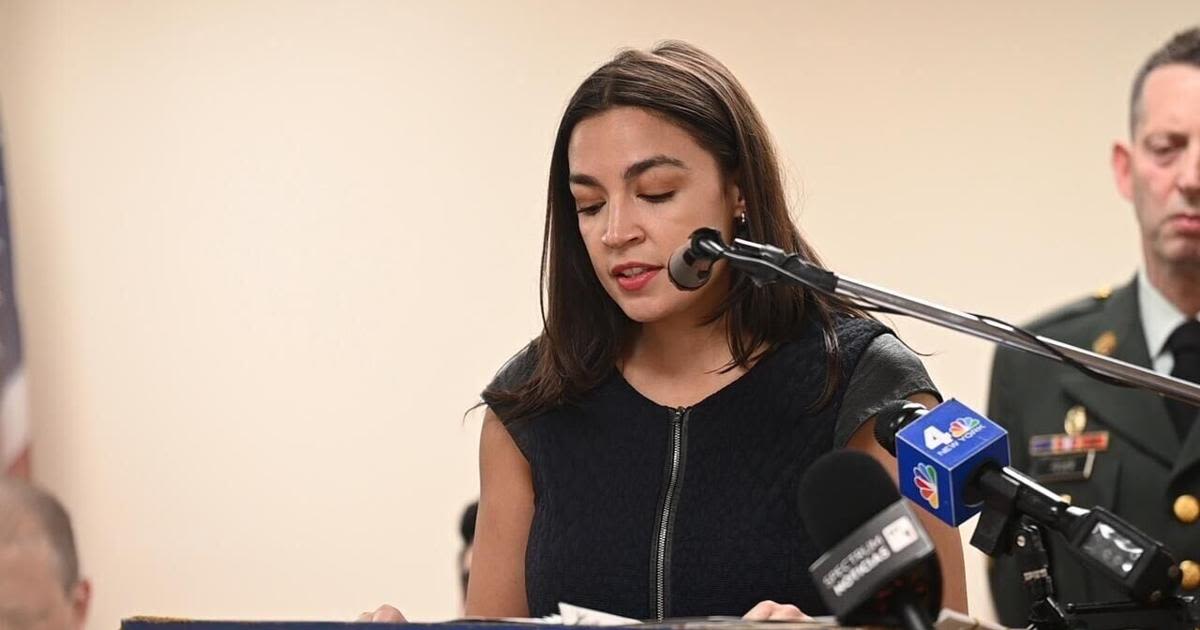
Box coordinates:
[798,450,942,630]
[667,227,726,290]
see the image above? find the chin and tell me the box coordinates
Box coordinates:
[615,303,675,324]
[1168,255,1200,272]
[605,293,679,324]
[1159,240,1200,266]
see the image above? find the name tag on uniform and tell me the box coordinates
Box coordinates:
[1029,431,1110,456]
[1029,450,1096,483]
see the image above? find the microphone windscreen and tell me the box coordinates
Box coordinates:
[797,450,900,551]
[667,242,709,290]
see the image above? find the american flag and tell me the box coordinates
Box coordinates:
[0,128,28,478]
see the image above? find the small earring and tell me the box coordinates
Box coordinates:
[735,214,750,240]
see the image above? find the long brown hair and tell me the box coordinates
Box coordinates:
[485,41,868,422]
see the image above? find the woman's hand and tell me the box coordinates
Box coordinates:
[356,604,407,623]
[741,600,811,621]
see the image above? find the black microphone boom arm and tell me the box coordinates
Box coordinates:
[683,228,1200,406]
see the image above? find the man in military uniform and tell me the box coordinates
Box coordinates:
[988,27,1200,627]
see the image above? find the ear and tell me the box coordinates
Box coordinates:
[1112,141,1135,203]
[69,578,92,630]
[727,181,747,216]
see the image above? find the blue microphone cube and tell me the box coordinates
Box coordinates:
[895,398,1010,526]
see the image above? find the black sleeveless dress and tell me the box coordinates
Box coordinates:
[482,317,938,620]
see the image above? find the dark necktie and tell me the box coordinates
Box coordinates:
[1165,320,1200,438]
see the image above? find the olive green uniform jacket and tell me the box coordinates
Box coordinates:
[987,277,1200,628]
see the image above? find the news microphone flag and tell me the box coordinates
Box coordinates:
[895,398,1010,526]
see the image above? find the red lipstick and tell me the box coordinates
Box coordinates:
[611,262,663,291]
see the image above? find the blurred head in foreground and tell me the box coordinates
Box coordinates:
[0,478,91,630]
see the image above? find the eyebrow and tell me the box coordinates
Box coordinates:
[568,155,688,188]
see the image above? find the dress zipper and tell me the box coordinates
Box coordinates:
[654,406,689,621]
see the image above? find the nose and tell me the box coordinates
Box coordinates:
[1180,143,1200,197]
[600,200,643,249]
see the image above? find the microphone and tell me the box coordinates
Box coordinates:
[798,450,942,630]
[874,398,1182,603]
[667,227,726,290]
[668,227,840,292]
[875,399,1012,527]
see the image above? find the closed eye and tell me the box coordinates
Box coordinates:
[1150,143,1182,157]
[577,202,604,215]
[640,192,675,203]
[1146,135,1187,160]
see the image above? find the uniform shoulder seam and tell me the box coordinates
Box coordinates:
[1023,293,1106,331]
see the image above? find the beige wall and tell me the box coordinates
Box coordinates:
[0,1,1195,628]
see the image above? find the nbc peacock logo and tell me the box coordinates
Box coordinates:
[948,416,981,439]
[913,463,939,509]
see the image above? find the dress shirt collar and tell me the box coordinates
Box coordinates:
[1138,267,1192,361]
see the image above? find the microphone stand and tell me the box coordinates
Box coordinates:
[686,230,1200,406]
[683,229,1200,629]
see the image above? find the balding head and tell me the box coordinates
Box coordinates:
[1129,27,1200,135]
[0,479,90,630]
[0,479,80,593]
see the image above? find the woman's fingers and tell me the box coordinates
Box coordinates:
[741,600,810,621]
[355,605,407,623]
